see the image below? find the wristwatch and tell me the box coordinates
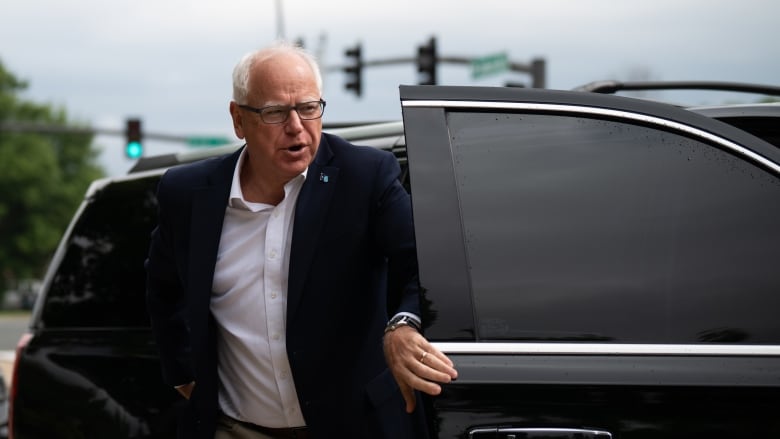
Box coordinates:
[384,314,422,333]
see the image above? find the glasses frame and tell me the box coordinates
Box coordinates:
[238,99,327,124]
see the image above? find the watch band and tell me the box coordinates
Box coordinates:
[384,314,422,333]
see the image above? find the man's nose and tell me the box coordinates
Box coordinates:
[285,108,304,131]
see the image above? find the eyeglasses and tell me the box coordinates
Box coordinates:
[238,99,326,124]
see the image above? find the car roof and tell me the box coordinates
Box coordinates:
[126,121,405,174]
[83,121,407,197]
[690,102,780,118]
[572,80,780,98]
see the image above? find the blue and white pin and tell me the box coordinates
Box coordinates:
[319,172,329,183]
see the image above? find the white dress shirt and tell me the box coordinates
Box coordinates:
[211,148,307,428]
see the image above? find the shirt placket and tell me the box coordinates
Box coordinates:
[264,200,301,424]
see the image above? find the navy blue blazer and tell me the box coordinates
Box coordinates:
[146,133,428,438]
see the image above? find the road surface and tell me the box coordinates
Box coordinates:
[0,313,31,385]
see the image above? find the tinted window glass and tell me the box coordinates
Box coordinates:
[42,176,160,327]
[448,111,780,343]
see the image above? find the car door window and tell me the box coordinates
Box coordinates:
[446,111,780,343]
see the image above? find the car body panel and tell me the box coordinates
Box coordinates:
[400,85,780,438]
[12,330,177,438]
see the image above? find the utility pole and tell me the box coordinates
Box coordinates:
[275,0,285,39]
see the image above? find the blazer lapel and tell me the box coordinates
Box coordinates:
[287,138,338,323]
[187,149,241,319]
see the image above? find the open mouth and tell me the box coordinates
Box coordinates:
[287,144,304,152]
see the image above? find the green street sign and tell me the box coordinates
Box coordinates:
[471,52,509,79]
[186,136,232,147]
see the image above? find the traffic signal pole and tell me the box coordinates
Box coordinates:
[0,119,204,160]
[333,37,547,96]
[0,121,192,143]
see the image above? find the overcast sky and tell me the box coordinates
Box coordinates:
[1,0,778,176]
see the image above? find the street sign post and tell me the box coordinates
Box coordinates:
[471,52,509,79]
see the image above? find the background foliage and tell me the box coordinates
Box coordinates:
[0,59,104,303]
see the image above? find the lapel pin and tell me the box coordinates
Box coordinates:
[319,172,329,183]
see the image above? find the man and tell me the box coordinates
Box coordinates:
[146,41,457,439]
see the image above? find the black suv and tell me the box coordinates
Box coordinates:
[8,84,780,438]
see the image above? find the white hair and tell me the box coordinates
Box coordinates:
[232,40,323,104]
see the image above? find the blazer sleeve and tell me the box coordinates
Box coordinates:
[145,169,195,387]
[371,151,422,319]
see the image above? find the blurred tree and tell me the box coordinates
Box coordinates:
[0,59,104,305]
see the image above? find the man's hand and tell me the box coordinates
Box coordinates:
[175,381,195,400]
[383,326,458,413]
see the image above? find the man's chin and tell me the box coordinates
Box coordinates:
[279,158,312,177]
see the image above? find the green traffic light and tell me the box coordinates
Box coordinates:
[126,141,143,159]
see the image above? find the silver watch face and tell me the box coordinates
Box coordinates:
[386,315,419,332]
[385,315,413,333]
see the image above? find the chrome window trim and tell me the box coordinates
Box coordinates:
[402,100,780,174]
[502,428,612,438]
[431,342,780,356]
[468,427,611,438]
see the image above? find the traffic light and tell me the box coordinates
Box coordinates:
[417,37,437,85]
[344,43,363,97]
[125,118,143,159]
[530,58,546,88]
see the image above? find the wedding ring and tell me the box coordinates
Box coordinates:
[420,351,429,364]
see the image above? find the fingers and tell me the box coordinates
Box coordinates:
[421,345,458,379]
[175,381,195,400]
[409,358,453,395]
[384,327,459,403]
[399,382,417,413]
[385,328,458,382]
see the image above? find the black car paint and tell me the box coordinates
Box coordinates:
[13,331,176,438]
[400,85,780,438]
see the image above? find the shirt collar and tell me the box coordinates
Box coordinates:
[228,147,308,211]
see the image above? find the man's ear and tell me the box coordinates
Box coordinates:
[229,101,245,139]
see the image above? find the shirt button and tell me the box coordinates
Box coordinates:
[269,249,278,259]
[270,292,278,299]
[272,333,281,341]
